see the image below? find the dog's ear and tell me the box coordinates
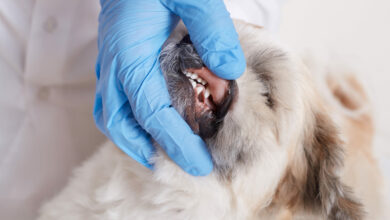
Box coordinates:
[302,112,364,220]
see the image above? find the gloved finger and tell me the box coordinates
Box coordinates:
[160,0,246,80]
[120,58,213,176]
[94,61,155,169]
[94,98,156,169]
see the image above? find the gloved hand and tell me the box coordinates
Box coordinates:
[94,0,246,176]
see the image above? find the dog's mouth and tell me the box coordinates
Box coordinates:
[184,67,232,113]
[161,35,238,139]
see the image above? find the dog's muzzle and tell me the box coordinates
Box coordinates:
[160,34,238,139]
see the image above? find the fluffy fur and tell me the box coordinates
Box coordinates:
[38,21,384,220]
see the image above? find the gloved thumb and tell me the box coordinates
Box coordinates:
[160,0,246,80]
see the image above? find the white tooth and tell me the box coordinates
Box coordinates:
[200,79,207,85]
[184,71,191,77]
[195,77,205,85]
[190,73,198,79]
[196,86,204,95]
[204,88,210,98]
[190,79,196,88]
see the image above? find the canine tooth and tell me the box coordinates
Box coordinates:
[189,79,196,88]
[196,86,204,95]
[204,88,210,98]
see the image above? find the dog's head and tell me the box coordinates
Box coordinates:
[159,21,363,219]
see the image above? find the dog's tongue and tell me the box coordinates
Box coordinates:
[187,67,229,104]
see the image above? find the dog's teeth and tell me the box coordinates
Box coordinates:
[204,88,210,98]
[194,77,207,85]
[196,86,204,95]
[189,79,196,88]
[190,73,198,79]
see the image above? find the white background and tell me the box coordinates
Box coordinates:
[279,0,390,209]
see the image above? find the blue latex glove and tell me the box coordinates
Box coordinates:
[94,0,246,176]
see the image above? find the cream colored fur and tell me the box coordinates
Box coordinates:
[38,21,384,220]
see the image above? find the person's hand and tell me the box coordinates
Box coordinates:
[94,0,246,176]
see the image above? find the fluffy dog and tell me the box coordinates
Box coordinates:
[39,21,384,220]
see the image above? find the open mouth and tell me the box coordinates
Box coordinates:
[160,35,238,139]
[183,66,232,112]
[183,69,215,113]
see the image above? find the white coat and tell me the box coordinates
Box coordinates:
[0,0,283,219]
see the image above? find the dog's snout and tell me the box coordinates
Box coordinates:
[160,34,238,139]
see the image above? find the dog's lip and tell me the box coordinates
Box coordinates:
[186,67,230,105]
